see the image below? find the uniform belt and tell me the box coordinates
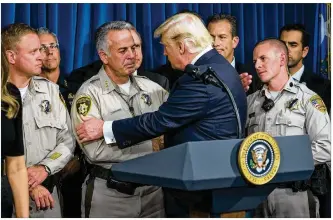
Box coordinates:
[90,165,109,180]
[89,165,145,195]
[277,181,309,192]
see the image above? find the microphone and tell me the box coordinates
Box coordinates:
[184,64,221,87]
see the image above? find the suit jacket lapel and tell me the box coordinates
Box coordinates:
[299,68,311,83]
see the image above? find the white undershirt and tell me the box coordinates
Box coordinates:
[18,85,29,101]
[268,90,280,101]
[118,79,131,95]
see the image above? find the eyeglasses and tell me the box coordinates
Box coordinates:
[40,43,59,53]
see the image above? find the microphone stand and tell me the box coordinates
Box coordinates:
[200,67,243,139]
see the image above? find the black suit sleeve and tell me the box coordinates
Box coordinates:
[113,76,209,149]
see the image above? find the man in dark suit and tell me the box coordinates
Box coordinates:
[64,26,169,107]
[207,14,261,95]
[75,12,247,217]
[279,24,331,113]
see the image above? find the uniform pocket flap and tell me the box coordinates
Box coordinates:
[34,117,62,129]
[276,115,304,128]
[248,116,259,127]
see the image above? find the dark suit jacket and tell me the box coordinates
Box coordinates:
[153,62,183,90]
[300,68,331,112]
[235,62,262,95]
[113,49,247,149]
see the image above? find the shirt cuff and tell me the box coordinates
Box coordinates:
[103,120,116,144]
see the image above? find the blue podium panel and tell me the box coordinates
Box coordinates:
[111,135,314,191]
[211,185,277,213]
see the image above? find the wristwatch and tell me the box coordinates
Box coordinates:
[43,165,51,176]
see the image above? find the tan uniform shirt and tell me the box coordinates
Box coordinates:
[71,67,169,169]
[246,77,331,164]
[22,76,75,175]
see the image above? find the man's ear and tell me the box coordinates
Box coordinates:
[232,36,240,49]
[6,50,16,64]
[98,50,109,65]
[302,46,309,59]
[178,41,186,55]
[280,52,288,67]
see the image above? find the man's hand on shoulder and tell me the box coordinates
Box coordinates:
[76,115,104,143]
[239,72,252,92]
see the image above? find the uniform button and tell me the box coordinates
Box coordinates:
[288,121,291,125]
[28,142,32,145]
[24,122,29,126]
[267,118,271,121]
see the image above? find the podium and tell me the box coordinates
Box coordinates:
[111,135,314,215]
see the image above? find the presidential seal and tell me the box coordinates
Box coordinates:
[238,132,280,185]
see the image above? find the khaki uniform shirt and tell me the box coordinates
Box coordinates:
[246,77,331,164]
[22,76,75,175]
[71,67,169,169]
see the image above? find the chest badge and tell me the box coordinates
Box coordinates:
[141,93,152,106]
[40,100,52,114]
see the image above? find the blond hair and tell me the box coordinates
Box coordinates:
[1,43,19,119]
[154,13,213,54]
[2,23,37,51]
[1,23,36,118]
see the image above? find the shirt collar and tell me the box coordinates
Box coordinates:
[291,65,304,82]
[231,56,236,68]
[258,77,298,98]
[191,45,213,65]
[132,70,138,76]
[28,76,48,95]
[99,66,145,94]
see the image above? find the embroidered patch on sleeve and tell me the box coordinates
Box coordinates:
[309,95,327,113]
[49,152,62,160]
[76,95,92,116]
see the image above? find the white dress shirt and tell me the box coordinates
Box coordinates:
[291,65,305,82]
[231,56,236,68]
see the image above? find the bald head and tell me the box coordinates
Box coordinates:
[254,38,289,66]
[253,38,289,84]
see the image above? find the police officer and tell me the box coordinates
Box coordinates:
[2,23,75,218]
[71,21,167,218]
[247,38,331,218]
[37,27,84,217]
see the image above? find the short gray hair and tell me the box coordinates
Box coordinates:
[36,27,59,45]
[95,21,135,56]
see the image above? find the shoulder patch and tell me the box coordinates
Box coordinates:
[309,94,327,113]
[76,95,92,116]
